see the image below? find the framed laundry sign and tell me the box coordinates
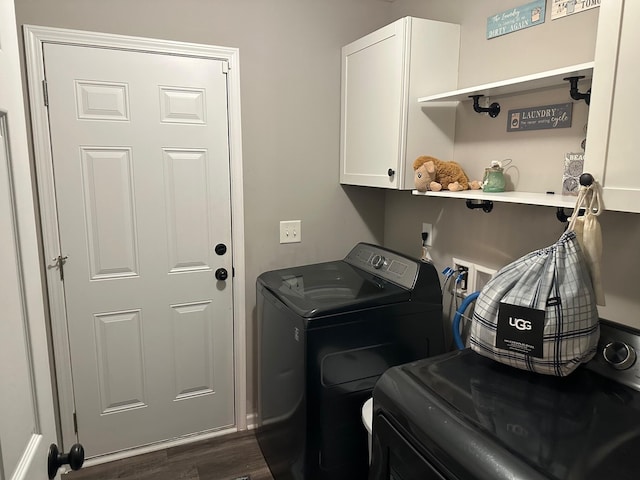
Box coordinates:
[507,102,573,132]
[487,0,546,39]
[552,0,601,20]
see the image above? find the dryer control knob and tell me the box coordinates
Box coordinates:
[603,341,636,370]
[371,255,386,269]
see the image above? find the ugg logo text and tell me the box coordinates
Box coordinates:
[509,317,532,331]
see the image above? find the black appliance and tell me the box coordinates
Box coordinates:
[256,243,445,480]
[369,319,640,480]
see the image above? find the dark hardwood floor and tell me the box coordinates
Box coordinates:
[64,430,274,480]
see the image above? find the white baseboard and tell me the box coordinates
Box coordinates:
[74,411,260,471]
[79,426,239,468]
[245,412,258,430]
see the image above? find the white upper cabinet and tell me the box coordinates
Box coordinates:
[584,0,640,213]
[340,17,460,189]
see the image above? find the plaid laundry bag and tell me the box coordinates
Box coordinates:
[469,229,600,377]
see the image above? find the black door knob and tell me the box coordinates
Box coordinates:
[215,268,228,281]
[388,168,395,177]
[48,443,84,479]
[214,243,227,255]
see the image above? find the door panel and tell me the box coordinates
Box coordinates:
[94,310,146,413]
[163,148,213,272]
[82,147,139,278]
[171,301,217,398]
[44,43,235,456]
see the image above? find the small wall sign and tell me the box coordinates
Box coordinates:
[487,0,546,39]
[563,152,584,195]
[552,0,601,20]
[507,102,573,132]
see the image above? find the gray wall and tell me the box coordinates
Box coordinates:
[14,0,639,419]
[14,0,395,414]
[383,1,640,331]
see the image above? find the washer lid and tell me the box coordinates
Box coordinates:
[257,260,410,318]
[375,349,640,480]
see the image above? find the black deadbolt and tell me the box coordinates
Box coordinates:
[215,243,227,255]
[215,268,228,281]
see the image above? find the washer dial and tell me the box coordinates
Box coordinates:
[603,341,637,370]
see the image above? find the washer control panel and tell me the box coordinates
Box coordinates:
[587,320,640,392]
[344,243,420,290]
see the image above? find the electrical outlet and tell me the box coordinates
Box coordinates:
[421,223,434,247]
[280,220,301,244]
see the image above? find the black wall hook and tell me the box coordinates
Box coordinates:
[469,95,501,118]
[579,172,594,186]
[563,76,591,105]
[466,199,494,213]
[556,172,594,223]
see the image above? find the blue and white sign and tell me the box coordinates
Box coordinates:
[487,0,546,39]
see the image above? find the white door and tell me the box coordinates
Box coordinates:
[43,43,235,456]
[0,0,60,478]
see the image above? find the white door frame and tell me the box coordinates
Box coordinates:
[23,25,247,454]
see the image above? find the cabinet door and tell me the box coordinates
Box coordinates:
[585,0,640,213]
[340,20,406,189]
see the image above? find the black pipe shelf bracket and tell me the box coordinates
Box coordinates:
[466,199,494,213]
[557,206,587,223]
[563,76,591,105]
[556,207,572,223]
[469,95,501,118]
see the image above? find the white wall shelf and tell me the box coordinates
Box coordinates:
[413,62,594,211]
[417,62,594,103]
[412,189,578,209]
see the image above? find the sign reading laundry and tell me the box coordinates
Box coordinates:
[487,0,546,39]
[507,102,573,132]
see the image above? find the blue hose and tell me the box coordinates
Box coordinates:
[453,291,480,350]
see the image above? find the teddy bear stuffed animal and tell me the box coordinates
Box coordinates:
[413,155,481,192]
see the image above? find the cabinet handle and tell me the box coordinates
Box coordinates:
[387,168,395,177]
[580,172,594,186]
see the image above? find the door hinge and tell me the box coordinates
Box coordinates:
[73,412,78,434]
[48,255,68,281]
[42,79,49,107]
[232,266,235,277]
[222,61,229,75]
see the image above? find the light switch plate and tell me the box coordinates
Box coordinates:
[280,220,301,243]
